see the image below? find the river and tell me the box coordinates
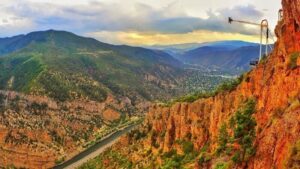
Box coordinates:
[53,124,138,169]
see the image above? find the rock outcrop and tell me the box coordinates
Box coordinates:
[97,1,300,168]
[144,0,300,168]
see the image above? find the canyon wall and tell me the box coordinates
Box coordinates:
[141,0,300,168]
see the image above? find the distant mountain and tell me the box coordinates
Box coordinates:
[150,41,272,74]
[0,34,27,55]
[181,45,263,73]
[197,40,259,49]
[0,30,183,103]
[146,43,202,57]
[146,41,258,54]
[145,41,265,73]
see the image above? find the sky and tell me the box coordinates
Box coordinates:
[0,0,281,46]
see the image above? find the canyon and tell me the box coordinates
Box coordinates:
[0,90,141,168]
[81,0,300,168]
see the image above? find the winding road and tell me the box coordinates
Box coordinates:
[53,124,138,169]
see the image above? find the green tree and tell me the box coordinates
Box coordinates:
[216,99,257,164]
[216,123,230,155]
[232,99,257,162]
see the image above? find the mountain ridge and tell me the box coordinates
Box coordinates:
[146,40,259,51]
[0,30,184,102]
[181,45,263,73]
[80,0,300,168]
[146,40,267,74]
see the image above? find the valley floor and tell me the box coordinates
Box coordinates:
[54,123,139,169]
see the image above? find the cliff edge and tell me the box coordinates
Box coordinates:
[91,0,300,168]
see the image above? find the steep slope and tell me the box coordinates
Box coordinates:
[81,0,300,168]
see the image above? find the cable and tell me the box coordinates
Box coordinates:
[268,44,273,52]
[269,31,276,44]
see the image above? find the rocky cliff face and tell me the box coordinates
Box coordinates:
[94,1,300,168]
[278,0,300,54]
[146,0,300,168]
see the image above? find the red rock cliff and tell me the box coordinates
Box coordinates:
[144,0,300,168]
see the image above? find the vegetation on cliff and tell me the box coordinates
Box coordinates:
[79,0,300,168]
[288,52,300,69]
[79,99,257,169]
[214,99,257,166]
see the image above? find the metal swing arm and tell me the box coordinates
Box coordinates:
[228,17,269,62]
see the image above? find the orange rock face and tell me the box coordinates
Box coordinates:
[141,0,300,168]
[278,0,300,53]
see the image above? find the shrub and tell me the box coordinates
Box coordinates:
[216,123,230,155]
[286,140,300,168]
[55,156,65,164]
[4,165,17,169]
[288,52,299,69]
[161,149,185,169]
[185,132,192,140]
[0,93,5,104]
[232,99,257,162]
[128,129,147,141]
[162,149,177,159]
[153,142,160,148]
[30,102,48,110]
[151,131,160,148]
[216,99,257,163]
[216,78,241,93]
[198,152,212,165]
[160,158,181,169]
[231,151,242,163]
[160,130,166,138]
[214,163,228,169]
[182,141,194,154]
[173,91,214,103]
[0,93,6,112]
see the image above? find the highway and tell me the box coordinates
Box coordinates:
[53,124,137,169]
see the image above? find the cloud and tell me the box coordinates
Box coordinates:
[2,1,263,33]
[0,0,268,44]
[86,30,260,46]
[149,5,264,35]
[0,3,35,37]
